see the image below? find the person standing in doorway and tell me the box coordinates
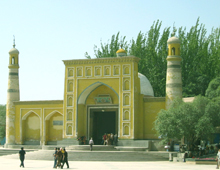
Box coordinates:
[61,148,69,169]
[19,147,26,168]
[114,134,118,146]
[53,147,58,168]
[89,137,94,151]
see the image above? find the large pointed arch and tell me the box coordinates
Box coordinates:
[22,110,41,120]
[44,110,63,144]
[77,81,119,104]
[21,110,41,145]
[45,110,63,120]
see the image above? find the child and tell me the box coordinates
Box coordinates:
[216,149,220,169]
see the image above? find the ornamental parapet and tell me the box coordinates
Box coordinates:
[63,56,140,65]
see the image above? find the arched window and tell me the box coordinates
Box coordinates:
[171,47,175,55]
[114,66,119,75]
[12,57,15,64]
[123,110,129,120]
[123,80,130,90]
[105,67,110,75]
[67,111,72,121]
[68,69,73,77]
[66,124,72,135]
[68,81,73,92]
[68,96,73,106]
[123,66,129,75]
[123,94,130,106]
[123,124,129,135]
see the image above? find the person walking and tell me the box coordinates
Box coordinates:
[53,147,58,168]
[89,137,94,151]
[56,148,63,168]
[19,147,26,168]
[216,148,220,169]
[61,148,69,169]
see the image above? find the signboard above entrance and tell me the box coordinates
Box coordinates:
[94,95,112,104]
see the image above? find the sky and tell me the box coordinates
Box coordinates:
[0,0,220,105]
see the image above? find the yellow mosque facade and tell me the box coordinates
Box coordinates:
[5,36,182,147]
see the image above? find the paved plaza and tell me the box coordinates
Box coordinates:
[0,149,216,170]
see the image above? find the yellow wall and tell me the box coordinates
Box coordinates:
[46,113,63,141]
[143,97,165,139]
[23,112,40,142]
[63,57,140,140]
[14,100,63,145]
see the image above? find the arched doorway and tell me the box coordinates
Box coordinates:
[77,82,119,144]
[88,107,118,145]
[22,111,40,145]
[45,111,63,144]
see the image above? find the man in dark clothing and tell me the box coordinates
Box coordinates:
[53,147,58,168]
[61,148,69,169]
[56,148,63,168]
[19,147,26,168]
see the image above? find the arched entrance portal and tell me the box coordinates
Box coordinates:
[88,107,118,145]
[77,82,119,145]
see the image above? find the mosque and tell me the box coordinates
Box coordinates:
[5,36,186,148]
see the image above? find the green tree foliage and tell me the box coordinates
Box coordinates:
[0,105,6,140]
[85,32,129,59]
[205,77,220,99]
[154,96,219,149]
[129,20,170,96]
[179,18,220,97]
[85,18,220,97]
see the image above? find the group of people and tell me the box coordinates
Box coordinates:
[18,147,69,169]
[102,133,118,145]
[53,147,69,169]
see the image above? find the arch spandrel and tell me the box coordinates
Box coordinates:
[86,85,119,105]
[77,79,119,105]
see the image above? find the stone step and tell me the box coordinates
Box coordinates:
[66,145,116,151]
[0,149,36,156]
[115,146,148,151]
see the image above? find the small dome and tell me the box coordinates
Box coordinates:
[167,36,181,44]
[116,49,126,53]
[138,73,154,97]
[116,48,127,57]
[9,48,19,54]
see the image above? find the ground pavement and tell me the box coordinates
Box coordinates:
[0,149,217,170]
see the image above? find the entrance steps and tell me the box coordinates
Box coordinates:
[57,138,78,145]
[66,145,117,151]
[0,148,36,156]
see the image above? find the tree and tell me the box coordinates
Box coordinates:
[154,96,219,150]
[205,77,220,99]
[0,105,6,140]
[85,18,220,97]
[85,32,129,59]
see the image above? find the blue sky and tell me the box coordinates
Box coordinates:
[0,0,219,105]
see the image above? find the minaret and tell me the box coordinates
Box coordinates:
[6,37,20,145]
[165,34,182,109]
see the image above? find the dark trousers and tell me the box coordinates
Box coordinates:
[20,157,24,167]
[61,159,69,168]
[90,144,93,151]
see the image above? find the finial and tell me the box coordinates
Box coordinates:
[13,35,15,48]
[171,23,177,37]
